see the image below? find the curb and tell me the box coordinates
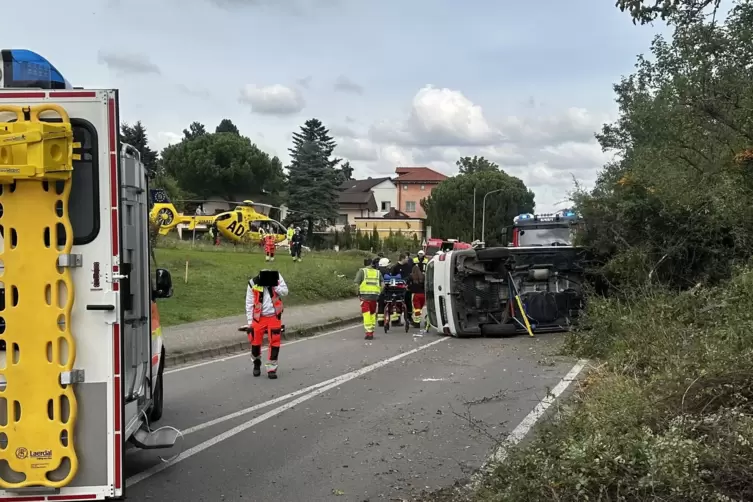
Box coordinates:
[164,315,363,368]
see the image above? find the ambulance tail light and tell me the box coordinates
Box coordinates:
[1,49,72,89]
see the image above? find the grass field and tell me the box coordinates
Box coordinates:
[154,242,368,326]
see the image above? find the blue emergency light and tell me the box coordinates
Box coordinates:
[1,49,72,89]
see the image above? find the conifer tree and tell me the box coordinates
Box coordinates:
[286,119,341,236]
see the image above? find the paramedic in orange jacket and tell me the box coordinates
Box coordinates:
[263,233,276,262]
[245,271,289,378]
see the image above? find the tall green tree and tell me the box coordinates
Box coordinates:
[456,155,499,175]
[422,170,535,245]
[183,121,207,140]
[339,160,354,182]
[575,1,753,287]
[120,121,158,173]
[615,0,720,24]
[161,132,285,200]
[215,119,240,135]
[286,119,341,235]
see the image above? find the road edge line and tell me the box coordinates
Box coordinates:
[467,358,589,491]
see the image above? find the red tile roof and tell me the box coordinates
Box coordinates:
[394,166,447,183]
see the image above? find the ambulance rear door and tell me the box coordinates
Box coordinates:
[0,89,125,501]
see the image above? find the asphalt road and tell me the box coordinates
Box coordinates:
[123,324,580,502]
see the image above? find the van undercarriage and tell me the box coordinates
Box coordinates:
[450,247,586,336]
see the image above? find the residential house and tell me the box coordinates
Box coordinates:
[394,167,448,218]
[334,178,379,230]
[334,177,398,229]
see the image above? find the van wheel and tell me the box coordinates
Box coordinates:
[149,348,165,422]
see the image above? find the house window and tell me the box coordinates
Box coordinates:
[420,184,425,190]
[336,214,348,226]
[405,201,416,213]
[402,185,408,190]
[381,201,390,211]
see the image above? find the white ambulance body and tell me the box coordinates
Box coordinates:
[426,246,585,337]
[0,50,176,501]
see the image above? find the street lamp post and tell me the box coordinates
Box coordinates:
[481,188,505,243]
[472,187,477,241]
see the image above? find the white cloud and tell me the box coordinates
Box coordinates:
[238,84,305,115]
[97,51,161,75]
[497,107,607,147]
[329,123,358,138]
[334,137,379,161]
[369,85,504,147]
[152,131,183,152]
[347,85,615,212]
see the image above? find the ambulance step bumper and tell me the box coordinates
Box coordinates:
[131,425,180,449]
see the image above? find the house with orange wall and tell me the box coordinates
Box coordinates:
[394,167,448,219]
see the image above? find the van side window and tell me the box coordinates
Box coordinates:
[68,120,100,244]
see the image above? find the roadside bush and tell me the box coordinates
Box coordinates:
[471,267,753,502]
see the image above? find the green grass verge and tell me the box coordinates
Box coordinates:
[154,243,369,326]
[432,266,753,502]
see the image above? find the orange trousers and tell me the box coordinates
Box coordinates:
[412,293,425,323]
[249,315,282,372]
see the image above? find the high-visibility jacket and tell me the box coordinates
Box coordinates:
[413,256,429,269]
[359,268,381,296]
[251,283,283,322]
[287,228,295,240]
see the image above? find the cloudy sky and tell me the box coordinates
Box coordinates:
[7,0,666,212]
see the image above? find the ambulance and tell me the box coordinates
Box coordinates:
[0,49,178,501]
[425,212,587,337]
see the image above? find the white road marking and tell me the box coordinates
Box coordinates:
[126,336,448,488]
[469,358,588,490]
[165,323,361,375]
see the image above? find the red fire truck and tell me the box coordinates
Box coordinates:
[423,238,472,256]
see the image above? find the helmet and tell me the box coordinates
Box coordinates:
[417,249,425,256]
[378,257,390,268]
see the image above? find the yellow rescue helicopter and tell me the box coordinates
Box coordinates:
[148,188,289,244]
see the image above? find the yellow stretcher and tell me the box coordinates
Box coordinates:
[0,104,81,488]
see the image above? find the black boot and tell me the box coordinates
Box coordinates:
[252,358,261,377]
[267,370,278,379]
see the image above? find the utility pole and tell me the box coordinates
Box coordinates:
[472,187,477,241]
[481,188,505,243]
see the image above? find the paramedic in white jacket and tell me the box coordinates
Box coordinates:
[245,271,289,378]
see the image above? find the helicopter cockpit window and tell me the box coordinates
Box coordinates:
[249,221,261,233]
[216,213,231,221]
